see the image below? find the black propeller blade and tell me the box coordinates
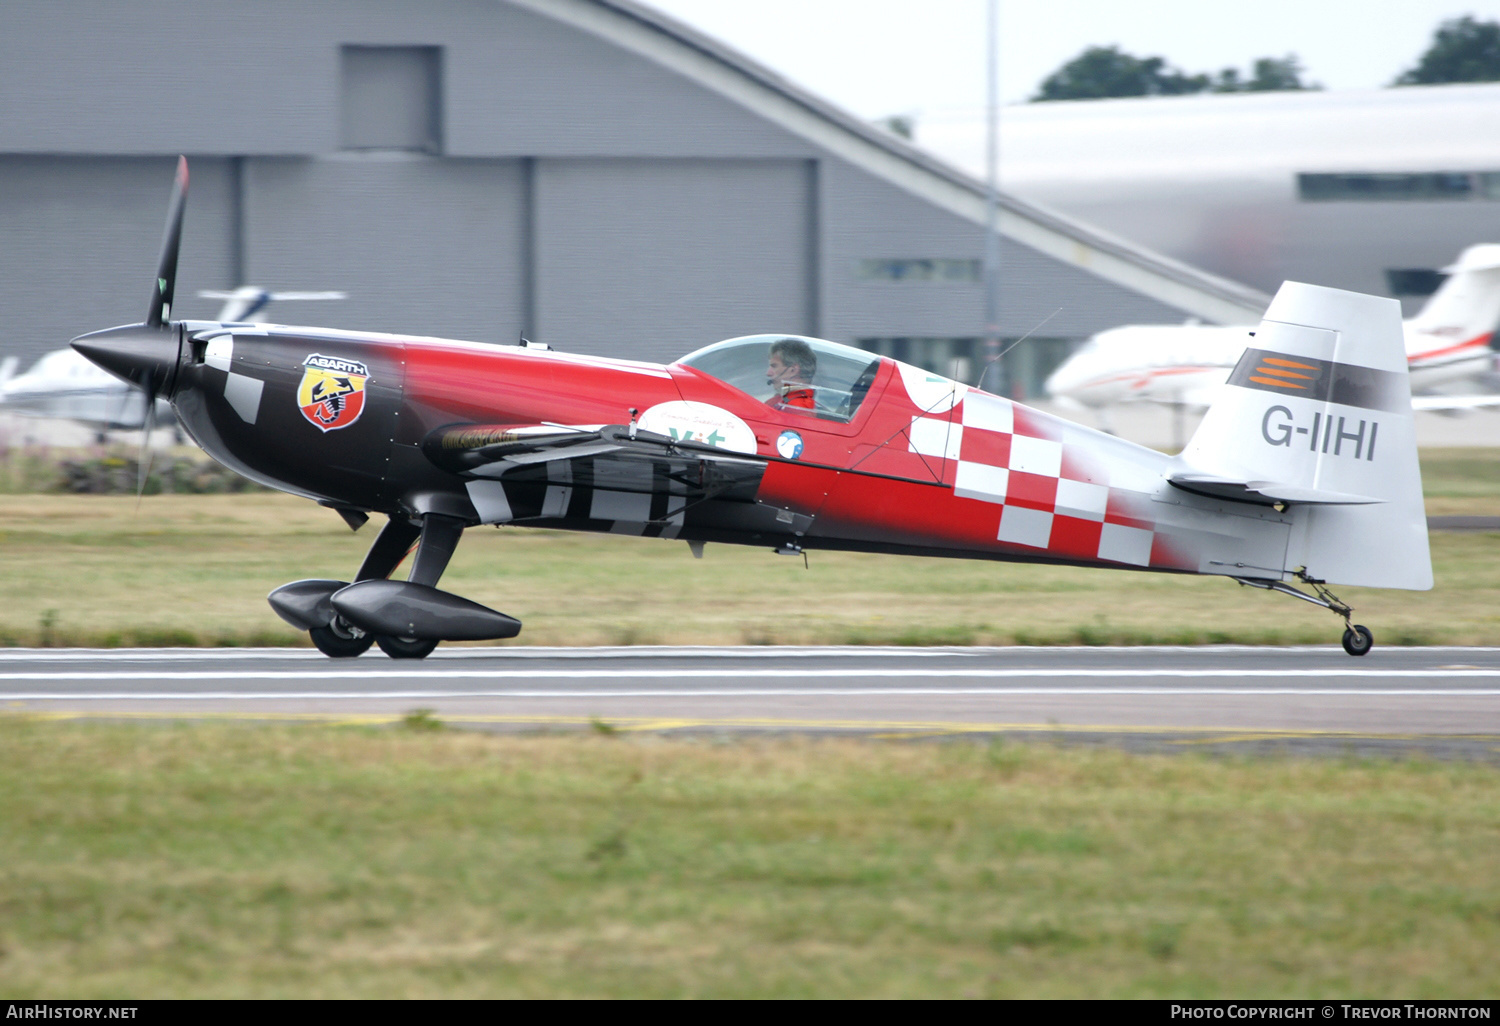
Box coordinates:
[135,370,158,507]
[147,156,188,329]
[69,156,190,504]
[71,156,188,394]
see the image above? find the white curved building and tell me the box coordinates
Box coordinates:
[920,83,1500,313]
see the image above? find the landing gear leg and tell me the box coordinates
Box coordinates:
[299,515,420,658]
[1233,574,1374,657]
[355,514,423,582]
[372,513,465,660]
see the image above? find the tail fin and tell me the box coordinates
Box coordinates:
[1178,282,1432,591]
[1408,243,1500,340]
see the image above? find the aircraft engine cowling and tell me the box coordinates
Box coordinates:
[172,326,404,511]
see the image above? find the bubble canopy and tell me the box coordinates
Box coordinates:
[675,334,882,423]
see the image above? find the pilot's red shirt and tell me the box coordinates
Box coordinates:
[770,384,816,411]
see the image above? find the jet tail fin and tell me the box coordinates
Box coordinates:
[1408,243,1500,340]
[1178,282,1432,590]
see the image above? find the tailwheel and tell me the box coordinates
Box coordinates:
[1342,624,1374,657]
[1234,573,1375,657]
[376,635,439,660]
[309,615,373,658]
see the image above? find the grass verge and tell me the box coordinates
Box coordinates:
[0,720,1496,997]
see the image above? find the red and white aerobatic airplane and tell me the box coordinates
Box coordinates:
[71,159,1431,659]
[1046,244,1500,419]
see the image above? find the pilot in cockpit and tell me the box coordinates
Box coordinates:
[766,337,817,411]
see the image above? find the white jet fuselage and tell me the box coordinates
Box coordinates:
[1047,244,1500,411]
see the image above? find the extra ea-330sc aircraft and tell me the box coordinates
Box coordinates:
[72,159,1433,659]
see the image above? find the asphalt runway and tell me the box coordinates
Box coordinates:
[4,645,1500,759]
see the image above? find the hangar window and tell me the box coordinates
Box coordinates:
[341,46,443,152]
[1296,172,1500,202]
[677,335,881,423]
[857,259,981,283]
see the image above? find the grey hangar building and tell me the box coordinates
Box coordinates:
[0,0,1269,397]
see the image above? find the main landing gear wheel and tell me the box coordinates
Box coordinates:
[1342,624,1374,657]
[376,635,439,660]
[309,616,374,658]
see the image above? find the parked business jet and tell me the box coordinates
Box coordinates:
[1046,244,1500,420]
[0,289,345,435]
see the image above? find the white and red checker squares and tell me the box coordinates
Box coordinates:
[909,393,1159,566]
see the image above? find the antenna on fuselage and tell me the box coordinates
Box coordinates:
[977,307,1063,395]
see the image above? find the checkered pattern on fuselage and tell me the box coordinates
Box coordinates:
[908,391,1162,567]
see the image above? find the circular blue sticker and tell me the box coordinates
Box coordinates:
[776,430,804,460]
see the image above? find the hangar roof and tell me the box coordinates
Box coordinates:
[524,0,1271,323]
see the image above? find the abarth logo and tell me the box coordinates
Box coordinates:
[297,354,368,432]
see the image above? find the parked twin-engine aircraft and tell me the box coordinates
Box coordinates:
[72,159,1433,658]
[1046,244,1500,421]
[1,288,344,434]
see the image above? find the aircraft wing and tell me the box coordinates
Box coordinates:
[422,422,770,505]
[1410,393,1500,411]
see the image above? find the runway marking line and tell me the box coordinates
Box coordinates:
[2,644,1497,660]
[8,708,1500,742]
[6,668,1500,683]
[5,687,1500,701]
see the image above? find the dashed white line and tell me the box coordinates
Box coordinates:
[0,645,1497,662]
[3,668,1500,682]
[5,687,1500,701]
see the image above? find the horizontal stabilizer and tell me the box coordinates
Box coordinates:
[1167,473,1383,506]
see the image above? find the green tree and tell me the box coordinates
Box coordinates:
[1034,46,1316,101]
[1395,16,1500,85]
[1245,54,1317,91]
[876,114,914,140]
[1032,46,1207,101]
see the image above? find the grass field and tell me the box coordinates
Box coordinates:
[0,448,1495,648]
[2,451,1497,999]
[0,720,1495,998]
